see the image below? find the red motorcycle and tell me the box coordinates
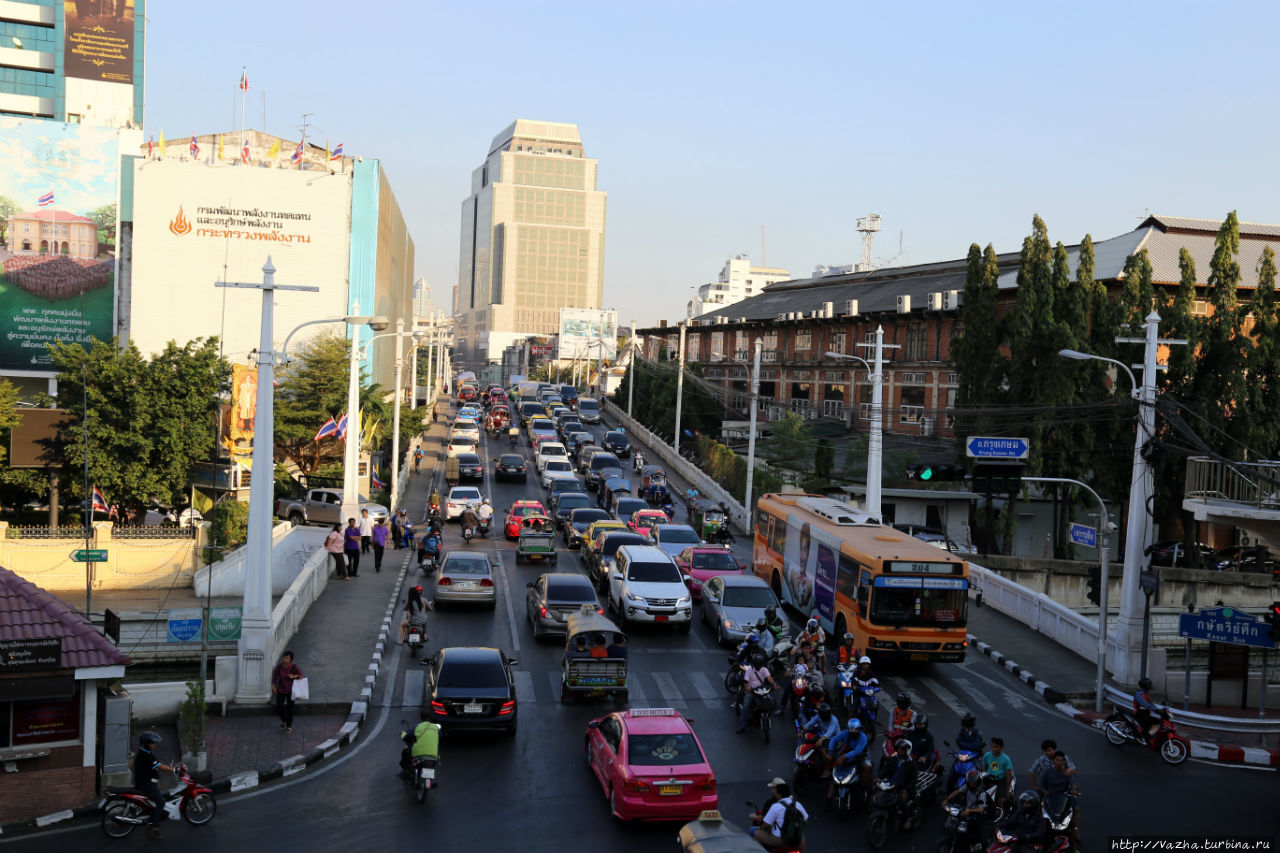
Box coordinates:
[100,761,216,837]
[1103,705,1189,765]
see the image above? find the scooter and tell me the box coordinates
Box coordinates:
[99,762,217,837]
[855,682,881,739]
[1038,793,1079,853]
[1103,705,1189,765]
[836,662,858,713]
[398,729,439,805]
[406,616,426,658]
[742,685,775,744]
[945,742,982,792]
[791,724,827,796]
[661,498,676,519]
[937,796,991,853]
[831,756,870,821]
[477,516,492,538]
[462,522,476,543]
[865,776,923,849]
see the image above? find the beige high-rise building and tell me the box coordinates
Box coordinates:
[455,120,607,370]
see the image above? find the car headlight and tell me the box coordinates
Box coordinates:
[626,592,644,603]
[724,618,739,630]
[676,596,690,606]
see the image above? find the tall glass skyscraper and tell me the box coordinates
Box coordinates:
[456,120,607,369]
[0,0,145,128]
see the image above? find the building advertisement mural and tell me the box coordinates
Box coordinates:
[64,0,137,84]
[558,307,617,361]
[0,117,125,372]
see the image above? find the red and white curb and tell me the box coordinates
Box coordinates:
[1053,703,1280,768]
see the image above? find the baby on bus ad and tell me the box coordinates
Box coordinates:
[783,520,837,624]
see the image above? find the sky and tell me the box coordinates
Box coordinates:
[144,0,1280,327]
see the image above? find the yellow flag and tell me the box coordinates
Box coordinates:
[217,135,224,160]
[324,139,330,164]
[158,131,166,156]
[266,138,281,159]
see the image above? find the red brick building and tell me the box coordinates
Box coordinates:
[0,568,130,823]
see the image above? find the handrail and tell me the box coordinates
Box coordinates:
[1101,684,1280,734]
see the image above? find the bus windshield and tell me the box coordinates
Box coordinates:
[870,586,967,628]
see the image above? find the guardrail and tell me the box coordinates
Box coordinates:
[1101,684,1280,734]
[268,539,331,668]
[1184,456,1280,509]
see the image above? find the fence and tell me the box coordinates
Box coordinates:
[0,520,207,591]
[268,537,332,668]
[1184,456,1280,509]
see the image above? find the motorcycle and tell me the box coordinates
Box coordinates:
[865,776,923,849]
[1103,705,1189,765]
[99,761,216,837]
[632,451,646,473]
[855,682,881,738]
[661,498,676,519]
[419,547,440,574]
[399,729,439,805]
[988,796,1067,853]
[406,616,426,658]
[462,522,476,543]
[836,662,858,713]
[1038,793,1078,853]
[791,724,827,796]
[742,685,776,744]
[938,798,991,853]
[945,742,982,792]
[427,506,444,527]
[831,756,870,821]
[477,516,492,538]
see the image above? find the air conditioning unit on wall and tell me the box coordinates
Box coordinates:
[927,292,943,311]
[896,295,912,313]
[844,299,859,316]
[942,290,962,311]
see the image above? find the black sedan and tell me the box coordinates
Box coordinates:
[494,453,527,482]
[424,646,518,735]
[566,507,612,548]
[456,453,484,482]
[601,430,631,458]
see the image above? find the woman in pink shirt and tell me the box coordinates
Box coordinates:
[324,524,348,580]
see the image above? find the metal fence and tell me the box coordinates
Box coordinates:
[1184,456,1280,509]
[6,526,91,539]
[112,525,199,539]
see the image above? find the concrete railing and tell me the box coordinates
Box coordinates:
[0,520,208,591]
[128,679,216,724]
[268,538,332,668]
[602,399,750,533]
[192,522,326,596]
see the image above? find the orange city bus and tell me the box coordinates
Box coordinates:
[752,493,970,663]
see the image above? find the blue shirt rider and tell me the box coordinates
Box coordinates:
[828,719,869,765]
[802,703,841,741]
[1132,677,1163,739]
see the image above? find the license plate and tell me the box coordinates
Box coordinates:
[659,784,682,795]
[420,767,435,780]
[463,702,483,714]
[655,614,668,622]
[456,582,477,591]
[910,653,928,661]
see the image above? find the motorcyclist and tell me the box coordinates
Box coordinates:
[799,680,828,723]
[890,692,919,734]
[878,738,919,806]
[955,713,985,754]
[133,732,173,838]
[909,714,937,771]
[459,506,480,535]
[996,791,1048,851]
[418,529,442,569]
[736,651,778,734]
[942,769,992,841]
[853,655,878,687]
[429,489,442,513]
[761,606,787,642]
[755,618,777,656]
[476,498,494,531]
[730,633,763,711]
[509,425,520,446]
[835,632,859,665]
[1133,677,1164,740]
[399,710,441,781]
[793,618,825,663]
[825,718,871,807]
[780,660,811,720]
[802,702,841,743]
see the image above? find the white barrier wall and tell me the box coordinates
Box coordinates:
[192,523,327,596]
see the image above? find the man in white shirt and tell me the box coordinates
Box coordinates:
[749,778,809,850]
[359,509,374,554]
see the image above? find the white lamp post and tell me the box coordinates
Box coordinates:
[826,325,895,520]
[360,319,424,511]
[339,303,391,526]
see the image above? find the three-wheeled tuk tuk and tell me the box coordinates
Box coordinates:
[639,465,669,504]
[689,498,732,545]
[561,607,628,703]
[515,514,557,564]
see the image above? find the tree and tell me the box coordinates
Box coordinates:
[1006,216,1063,477]
[86,203,117,250]
[1117,248,1155,335]
[951,243,1004,441]
[0,379,19,465]
[1185,212,1247,450]
[0,195,18,248]
[1243,245,1280,453]
[274,332,357,474]
[814,439,835,478]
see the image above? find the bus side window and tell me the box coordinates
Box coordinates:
[856,569,871,614]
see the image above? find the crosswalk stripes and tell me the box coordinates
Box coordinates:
[626,673,649,706]
[917,676,974,718]
[950,675,997,712]
[651,672,686,709]
[687,672,721,705]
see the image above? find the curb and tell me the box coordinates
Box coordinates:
[0,549,417,838]
[966,634,1069,705]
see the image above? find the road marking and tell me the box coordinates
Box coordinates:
[688,671,720,704]
[651,672,686,708]
[513,670,535,704]
[493,549,522,653]
[950,675,996,711]
[627,672,649,706]
[402,668,424,708]
[955,660,1040,716]
[918,676,972,717]
[548,671,564,702]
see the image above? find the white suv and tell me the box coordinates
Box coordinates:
[607,545,692,631]
[445,486,483,520]
[534,442,570,473]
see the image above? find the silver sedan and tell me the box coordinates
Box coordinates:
[525,572,601,639]
[434,551,497,609]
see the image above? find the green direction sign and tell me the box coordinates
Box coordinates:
[71,549,108,562]
[208,607,242,642]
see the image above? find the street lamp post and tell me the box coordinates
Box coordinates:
[673,323,686,452]
[743,341,763,519]
[360,320,423,512]
[827,326,896,520]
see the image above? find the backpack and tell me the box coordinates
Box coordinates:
[779,798,805,845]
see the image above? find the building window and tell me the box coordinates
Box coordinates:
[830,331,846,355]
[859,402,873,421]
[905,323,927,361]
[790,381,811,401]
[900,386,925,423]
[794,331,811,351]
[687,334,700,361]
[711,332,724,359]
[735,331,749,358]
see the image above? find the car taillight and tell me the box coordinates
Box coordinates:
[480,578,494,587]
[624,779,650,793]
[539,606,549,618]
[498,700,515,716]
[447,502,455,508]
[695,776,716,791]
[430,701,447,715]
[597,608,604,615]
[437,577,451,586]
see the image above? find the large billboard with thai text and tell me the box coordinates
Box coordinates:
[64,0,137,84]
[128,158,353,362]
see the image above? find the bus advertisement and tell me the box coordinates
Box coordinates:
[753,493,969,663]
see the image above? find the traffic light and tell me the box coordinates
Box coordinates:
[906,464,967,482]
[1269,602,1280,644]
[970,461,1025,494]
[1086,566,1101,606]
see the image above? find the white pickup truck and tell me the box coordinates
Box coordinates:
[276,488,389,527]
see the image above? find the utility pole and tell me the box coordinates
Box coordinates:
[854,325,896,520]
[627,319,636,417]
[390,318,405,511]
[341,302,363,525]
[673,322,687,451]
[743,340,763,518]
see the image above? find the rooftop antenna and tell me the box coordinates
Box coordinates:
[856,214,882,272]
[879,228,905,268]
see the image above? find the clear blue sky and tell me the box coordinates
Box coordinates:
[145,0,1280,327]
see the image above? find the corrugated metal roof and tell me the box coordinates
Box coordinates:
[1143,214,1280,240]
[0,567,131,670]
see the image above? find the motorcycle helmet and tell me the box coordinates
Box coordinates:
[1138,677,1153,691]
[751,651,768,668]
[807,684,827,704]
[140,731,162,747]
[896,692,912,709]
[414,585,423,593]
[895,738,912,752]
[816,703,833,720]
[756,617,769,632]
[961,713,976,729]
[745,633,760,646]
[764,606,777,619]
[806,618,819,632]
[842,632,854,643]
[858,655,872,666]
[1019,791,1041,810]
[847,718,862,733]
[915,713,928,729]
[965,769,983,789]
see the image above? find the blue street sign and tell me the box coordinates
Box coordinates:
[1068,523,1097,549]
[166,607,203,643]
[965,436,1030,460]
[1178,606,1275,649]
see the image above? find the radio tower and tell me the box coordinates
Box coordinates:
[856,214,882,272]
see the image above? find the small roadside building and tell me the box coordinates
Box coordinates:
[0,567,130,823]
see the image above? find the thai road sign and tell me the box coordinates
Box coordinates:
[1178,606,1274,649]
[965,436,1030,460]
[166,608,203,643]
[71,549,108,562]
[1068,523,1097,548]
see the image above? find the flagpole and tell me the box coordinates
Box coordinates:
[82,347,92,616]
[240,66,246,137]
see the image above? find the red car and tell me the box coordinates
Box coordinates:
[457,386,478,403]
[585,708,717,822]
[504,499,548,539]
[674,546,745,601]
[630,509,671,536]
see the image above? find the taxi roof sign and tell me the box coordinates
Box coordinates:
[627,707,678,717]
[697,810,723,822]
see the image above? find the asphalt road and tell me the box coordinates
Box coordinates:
[10,407,1275,851]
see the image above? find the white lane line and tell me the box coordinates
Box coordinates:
[652,672,686,709]
[627,672,649,706]
[918,676,972,718]
[950,675,996,712]
[495,549,522,653]
[688,671,721,705]
[514,670,535,704]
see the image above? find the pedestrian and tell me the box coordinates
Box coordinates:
[325,523,348,579]
[271,650,303,733]
[371,517,388,572]
[344,517,362,577]
[359,508,373,554]
[108,504,120,524]
[390,512,403,551]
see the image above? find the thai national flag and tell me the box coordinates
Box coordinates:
[313,417,339,442]
[330,143,343,161]
[189,135,200,158]
[370,468,385,490]
[239,69,249,92]
[241,138,249,165]
[336,412,349,439]
[91,485,108,514]
[37,191,54,207]
[291,139,304,164]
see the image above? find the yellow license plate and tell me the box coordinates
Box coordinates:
[910,653,928,661]
[659,784,682,795]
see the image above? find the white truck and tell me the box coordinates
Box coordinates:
[275,488,389,528]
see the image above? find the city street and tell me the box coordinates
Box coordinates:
[6,413,1273,851]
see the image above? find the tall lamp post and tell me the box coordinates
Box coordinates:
[361,319,424,511]
[826,325,895,520]
[340,303,392,525]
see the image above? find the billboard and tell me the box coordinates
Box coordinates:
[558,308,617,361]
[781,515,840,623]
[64,0,137,84]
[128,159,354,362]
[0,117,125,372]
[229,363,257,443]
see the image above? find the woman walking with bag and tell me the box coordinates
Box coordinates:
[271,650,303,733]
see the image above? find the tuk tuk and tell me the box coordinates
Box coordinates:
[561,606,628,703]
[689,498,732,544]
[600,476,632,511]
[515,514,557,564]
[640,465,668,504]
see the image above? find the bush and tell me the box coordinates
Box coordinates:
[178,679,206,753]
[208,499,249,549]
